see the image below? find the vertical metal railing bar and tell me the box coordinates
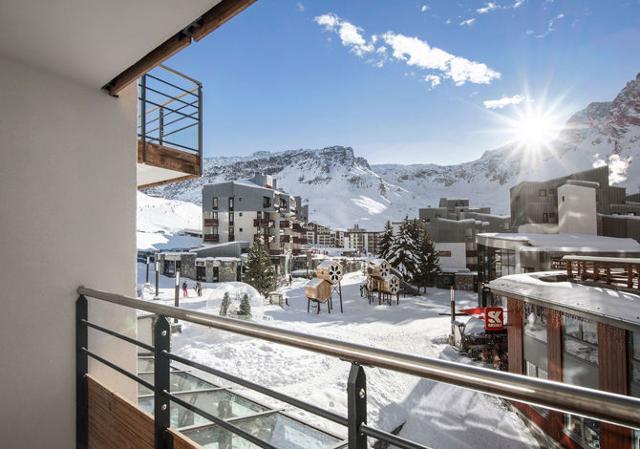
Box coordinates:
[347,364,367,449]
[158,107,164,146]
[154,316,171,449]
[197,84,203,175]
[76,295,88,449]
[140,75,147,163]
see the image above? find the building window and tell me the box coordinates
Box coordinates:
[564,415,600,449]
[563,314,598,386]
[229,212,234,225]
[229,197,234,211]
[212,197,218,209]
[239,228,243,233]
[539,189,547,197]
[548,212,556,219]
[212,211,218,220]
[562,195,565,202]
[542,213,549,223]
[263,196,272,208]
[438,250,452,257]
[239,212,243,217]
[631,331,640,397]
[524,303,548,343]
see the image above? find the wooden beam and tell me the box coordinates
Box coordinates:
[103,0,257,96]
[138,174,200,190]
[192,0,257,41]
[103,33,190,96]
[138,140,201,174]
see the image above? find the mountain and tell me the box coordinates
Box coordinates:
[145,73,640,230]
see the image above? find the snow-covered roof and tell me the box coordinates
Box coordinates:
[478,232,640,253]
[562,255,640,264]
[490,271,640,330]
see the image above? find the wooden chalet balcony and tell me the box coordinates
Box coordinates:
[203,218,219,227]
[280,220,291,228]
[137,66,202,189]
[203,234,219,242]
[254,219,274,227]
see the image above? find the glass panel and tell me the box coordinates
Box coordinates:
[233,413,342,449]
[632,332,640,398]
[524,303,547,342]
[183,425,260,449]
[138,371,218,396]
[138,357,154,373]
[564,414,600,449]
[139,390,269,429]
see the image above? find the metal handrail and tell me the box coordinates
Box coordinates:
[77,286,640,431]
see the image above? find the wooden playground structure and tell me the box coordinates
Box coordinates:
[305,260,344,314]
[362,258,401,305]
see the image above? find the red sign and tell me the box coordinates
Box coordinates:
[484,307,505,331]
[460,307,505,331]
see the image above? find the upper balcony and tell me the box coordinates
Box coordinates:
[137,66,202,189]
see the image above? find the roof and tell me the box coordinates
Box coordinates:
[562,255,640,264]
[477,232,640,253]
[489,271,640,331]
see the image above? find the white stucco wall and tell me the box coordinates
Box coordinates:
[558,183,597,235]
[435,242,467,271]
[0,55,137,449]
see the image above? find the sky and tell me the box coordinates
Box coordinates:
[166,0,640,165]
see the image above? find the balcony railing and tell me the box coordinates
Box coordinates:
[292,223,305,233]
[138,65,202,168]
[254,219,274,228]
[76,287,640,449]
[203,234,219,242]
[279,220,290,228]
[203,218,219,227]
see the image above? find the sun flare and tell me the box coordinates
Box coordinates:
[512,112,559,149]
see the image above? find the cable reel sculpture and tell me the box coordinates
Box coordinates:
[305,260,344,314]
[364,258,400,305]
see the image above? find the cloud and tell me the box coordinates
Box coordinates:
[315,13,500,86]
[420,4,429,12]
[513,0,525,7]
[477,2,499,14]
[425,75,441,88]
[532,12,566,38]
[296,2,304,12]
[445,18,452,24]
[483,94,525,109]
[593,154,631,184]
[314,13,374,56]
[459,18,476,26]
[382,31,500,85]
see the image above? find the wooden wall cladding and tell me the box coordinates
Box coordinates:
[507,297,524,374]
[87,375,203,449]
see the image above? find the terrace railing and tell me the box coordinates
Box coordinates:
[76,286,640,449]
[138,65,202,170]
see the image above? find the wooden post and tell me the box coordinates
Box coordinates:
[628,265,634,288]
[594,262,599,281]
[566,259,572,278]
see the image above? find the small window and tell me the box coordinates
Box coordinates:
[539,189,547,197]
[549,212,556,219]
[239,212,243,217]
[212,197,219,209]
[542,213,549,223]
[562,195,565,202]
[212,211,218,220]
[239,228,243,232]
[263,196,272,208]
[229,197,234,210]
[229,212,235,225]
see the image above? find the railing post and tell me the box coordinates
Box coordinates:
[197,83,203,175]
[347,363,367,449]
[76,295,88,449]
[141,74,147,163]
[154,316,171,449]
[158,107,164,146]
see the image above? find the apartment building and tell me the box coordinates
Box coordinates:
[344,224,383,255]
[510,166,640,240]
[202,174,308,253]
[419,198,511,271]
[305,222,337,247]
[489,258,640,449]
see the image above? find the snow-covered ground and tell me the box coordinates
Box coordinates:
[138,264,538,448]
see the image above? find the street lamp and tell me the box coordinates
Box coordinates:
[174,270,180,323]
[145,256,150,287]
[154,259,160,299]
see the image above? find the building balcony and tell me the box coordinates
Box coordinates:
[137,66,202,189]
[203,234,219,242]
[292,236,308,244]
[254,219,274,227]
[280,220,291,228]
[203,218,219,227]
[292,222,305,233]
[281,234,291,243]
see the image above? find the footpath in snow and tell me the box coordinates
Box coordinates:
[138,264,539,449]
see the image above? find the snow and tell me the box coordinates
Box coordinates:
[490,271,640,328]
[138,264,539,448]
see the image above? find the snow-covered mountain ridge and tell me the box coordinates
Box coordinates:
[146,73,640,230]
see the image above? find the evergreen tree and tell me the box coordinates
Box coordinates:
[415,230,440,293]
[387,217,420,281]
[245,241,275,296]
[219,292,230,316]
[378,221,394,260]
[238,293,252,318]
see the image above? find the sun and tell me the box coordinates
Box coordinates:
[512,112,559,149]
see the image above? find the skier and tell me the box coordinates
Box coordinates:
[182,281,188,297]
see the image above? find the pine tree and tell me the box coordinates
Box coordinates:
[378,221,394,260]
[245,241,275,296]
[415,230,440,293]
[387,217,420,281]
[219,292,230,316]
[238,293,252,318]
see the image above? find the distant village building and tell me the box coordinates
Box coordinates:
[510,165,640,240]
[155,252,241,283]
[488,258,640,449]
[305,222,337,248]
[343,224,383,255]
[419,198,510,272]
[201,174,308,254]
